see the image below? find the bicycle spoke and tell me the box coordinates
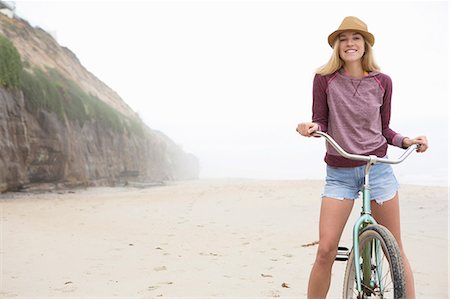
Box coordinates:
[343,226,406,299]
[382,270,394,293]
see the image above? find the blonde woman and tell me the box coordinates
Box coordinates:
[296,16,428,299]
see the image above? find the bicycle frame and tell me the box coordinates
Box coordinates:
[312,131,418,296]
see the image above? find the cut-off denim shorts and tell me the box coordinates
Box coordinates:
[322,160,400,205]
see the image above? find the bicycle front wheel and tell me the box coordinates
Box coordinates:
[342,224,406,299]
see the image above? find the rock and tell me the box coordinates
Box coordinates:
[0,14,199,192]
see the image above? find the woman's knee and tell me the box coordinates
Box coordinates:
[315,244,338,265]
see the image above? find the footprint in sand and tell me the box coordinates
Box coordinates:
[159,281,174,286]
[264,289,281,297]
[199,252,220,258]
[0,291,19,298]
[154,266,167,272]
[54,281,77,293]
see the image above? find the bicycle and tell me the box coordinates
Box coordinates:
[312,130,419,299]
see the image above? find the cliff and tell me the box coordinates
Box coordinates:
[0,14,198,192]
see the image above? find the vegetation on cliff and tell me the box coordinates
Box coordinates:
[21,67,145,136]
[0,34,144,137]
[0,34,21,89]
[0,22,199,192]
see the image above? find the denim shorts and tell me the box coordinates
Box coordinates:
[322,161,399,204]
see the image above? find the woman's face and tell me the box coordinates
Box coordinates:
[338,31,365,64]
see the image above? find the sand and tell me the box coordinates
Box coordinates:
[0,179,448,298]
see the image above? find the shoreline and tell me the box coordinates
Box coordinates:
[1,176,448,196]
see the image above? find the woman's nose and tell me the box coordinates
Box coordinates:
[345,39,354,46]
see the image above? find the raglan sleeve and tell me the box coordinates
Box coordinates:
[380,74,405,148]
[312,74,329,133]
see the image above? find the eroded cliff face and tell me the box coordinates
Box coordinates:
[0,14,198,192]
[0,13,135,118]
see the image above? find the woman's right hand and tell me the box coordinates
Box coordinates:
[296,122,319,137]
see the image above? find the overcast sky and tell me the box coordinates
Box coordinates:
[12,1,449,184]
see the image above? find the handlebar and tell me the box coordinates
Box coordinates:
[312,131,419,165]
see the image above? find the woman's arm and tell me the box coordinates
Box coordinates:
[311,74,329,133]
[379,74,405,147]
[297,74,329,137]
[379,74,428,153]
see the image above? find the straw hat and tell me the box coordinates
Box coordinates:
[328,16,375,48]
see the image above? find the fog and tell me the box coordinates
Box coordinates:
[14,1,448,185]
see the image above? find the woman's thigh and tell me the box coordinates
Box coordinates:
[370,192,403,247]
[318,197,355,250]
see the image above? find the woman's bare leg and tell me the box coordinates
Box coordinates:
[307,197,354,299]
[371,193,415,299]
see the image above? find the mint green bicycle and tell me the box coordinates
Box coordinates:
[313,131,419,299]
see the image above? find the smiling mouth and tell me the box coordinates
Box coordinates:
[345,49,357,53]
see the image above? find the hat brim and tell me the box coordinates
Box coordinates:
[328,30,375,48]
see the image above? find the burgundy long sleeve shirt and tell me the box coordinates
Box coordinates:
[312,69,405,167]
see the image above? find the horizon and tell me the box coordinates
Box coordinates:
[11,1,449,186]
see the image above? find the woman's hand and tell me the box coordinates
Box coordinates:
[296,122,319,137]
[402,136,429,153]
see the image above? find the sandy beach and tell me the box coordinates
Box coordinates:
[0,179,448,298]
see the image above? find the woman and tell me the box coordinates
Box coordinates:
[296,16,428,299]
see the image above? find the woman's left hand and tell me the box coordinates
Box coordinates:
[402,136,429,153]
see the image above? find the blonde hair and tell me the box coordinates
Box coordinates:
[316,38,380,75]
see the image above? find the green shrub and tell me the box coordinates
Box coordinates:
[0,35,145,136]
[0,35,22,89]
[20,67,145,137]
[21,68,65,119]
[125,118,146,137]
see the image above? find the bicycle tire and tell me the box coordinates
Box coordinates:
[342,224,406,299]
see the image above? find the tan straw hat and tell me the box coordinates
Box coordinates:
[328,16,375,48]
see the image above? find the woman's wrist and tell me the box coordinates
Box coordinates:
[402,137,412,149]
